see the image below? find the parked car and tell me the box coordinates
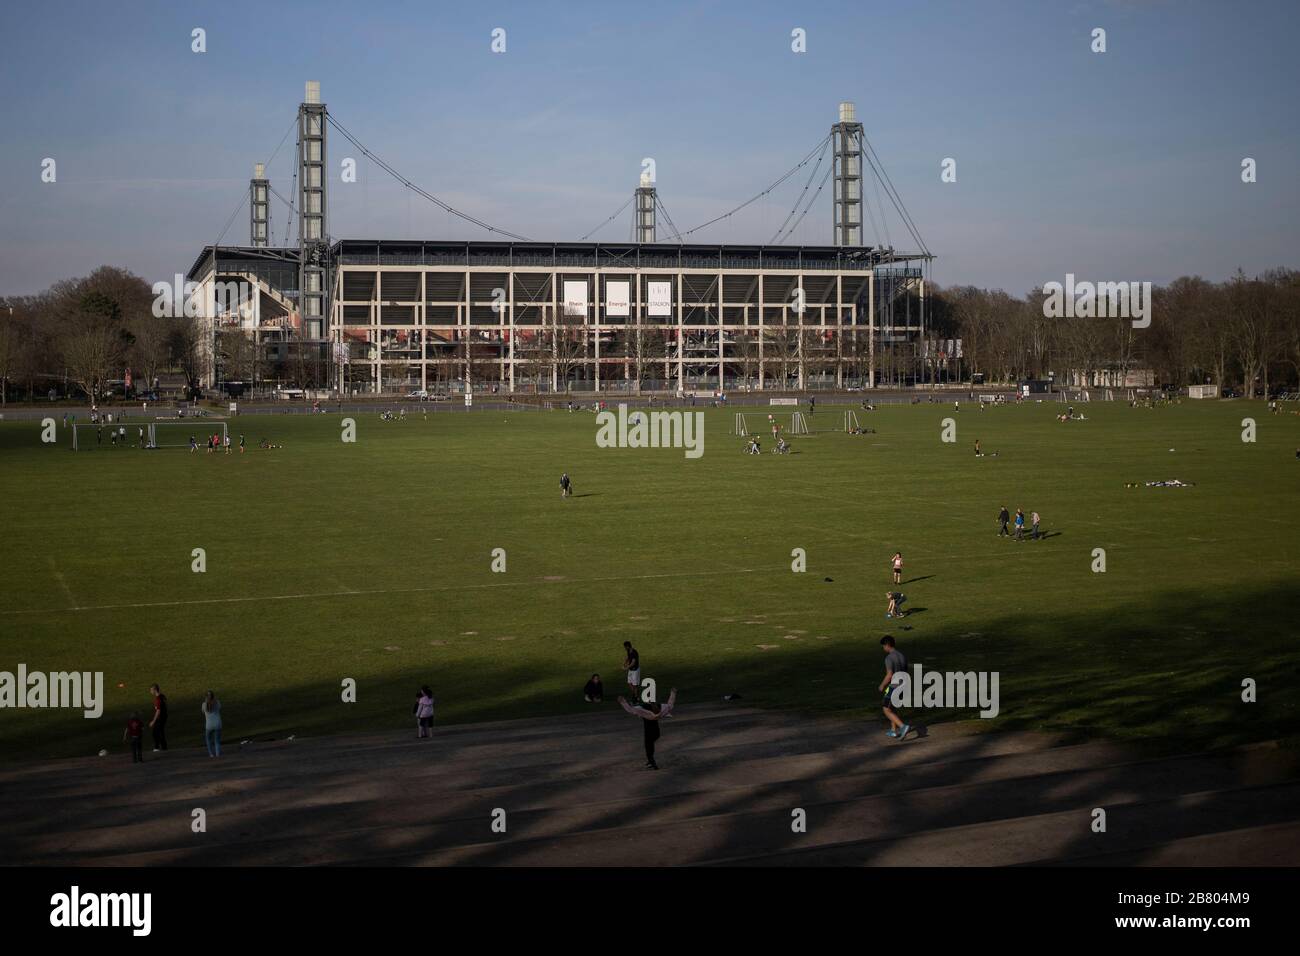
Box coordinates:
[406,389,429,400]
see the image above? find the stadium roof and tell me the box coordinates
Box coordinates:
[189,239,930,281]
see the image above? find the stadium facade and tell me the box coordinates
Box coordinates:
[185,86,932,395]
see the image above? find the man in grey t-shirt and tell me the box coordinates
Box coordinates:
[878,635,911,740]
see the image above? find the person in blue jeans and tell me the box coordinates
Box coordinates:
[202,690,223,757]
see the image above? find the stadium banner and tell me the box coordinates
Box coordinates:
[647,280,673,317]
[605,280,630,317]
[563,280,588,318]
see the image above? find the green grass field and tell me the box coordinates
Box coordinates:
[2,399,1298,761]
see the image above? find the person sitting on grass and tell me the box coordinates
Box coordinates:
[584,674,604,703]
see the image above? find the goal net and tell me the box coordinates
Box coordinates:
[70,422,150,450]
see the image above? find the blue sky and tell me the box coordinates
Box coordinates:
[0,0,1296,296]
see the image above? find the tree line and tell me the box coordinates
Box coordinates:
[0,267,204,405]
[2,264,1298,402]
[924,269,1300,397]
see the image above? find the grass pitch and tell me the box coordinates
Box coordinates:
[1,399,1297,761]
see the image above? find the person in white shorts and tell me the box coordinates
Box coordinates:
[623,641,641,699]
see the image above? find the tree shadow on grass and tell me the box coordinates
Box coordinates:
[1,578,1298,866]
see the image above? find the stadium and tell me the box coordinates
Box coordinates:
[185,88,933,396]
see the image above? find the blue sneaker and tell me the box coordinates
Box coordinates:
[885,729,898,738]
[898,724,911,740]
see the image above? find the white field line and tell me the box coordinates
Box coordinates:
[0,565,788,617]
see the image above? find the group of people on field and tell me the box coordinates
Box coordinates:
[188,433,243,453]
[122,684,224,761]
[997,505,1041,540]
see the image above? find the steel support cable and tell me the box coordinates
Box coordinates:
[658,132,832,243]
[326,112,534,241]
[655,194,683,242]
[578,195,634,241]
[775,160,834,244]
[857,130,929,256]
[768,135,830,243]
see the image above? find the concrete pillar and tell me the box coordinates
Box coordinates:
[868,272,876,389]
[507,271,516,392]
[717,270,724,392]
[757,273,765,390]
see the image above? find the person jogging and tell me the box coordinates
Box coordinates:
[878,636,911,741]
[619,687,678,770]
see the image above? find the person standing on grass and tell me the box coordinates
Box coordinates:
[148,684,168,752]
[623,642,641,700]
[998,505,1010,537]
[891,552,903,585]
[560,472,572,498]
[619,687,677,770]
[202,691,222,757]
[1014,508,1026,541]
[1031,511,1041,540]
[413,686,435,739]
[878,636,911,741]
[124,712,145,763]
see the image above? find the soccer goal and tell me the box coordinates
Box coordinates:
[149,421,228,450]
[789,412,810,435]
[71,422,145,450]
[732,413,750,436]
[844,410,860,433]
